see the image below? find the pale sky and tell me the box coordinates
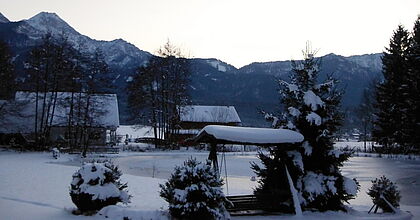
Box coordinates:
[1,0,419,67]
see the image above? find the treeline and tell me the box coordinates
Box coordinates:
[372,17,420,153]
[127,41,190,148]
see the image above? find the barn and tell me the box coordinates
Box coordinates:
[0,91,119,147]
[169,105,241,143]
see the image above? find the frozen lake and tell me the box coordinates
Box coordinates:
[342,156,420,207]
[115,153,420,208]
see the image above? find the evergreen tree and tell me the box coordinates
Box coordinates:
[407,16,420,152]
[0,40,15,100]
[373,25,410,151]
[160,158,229,219]
[256,44,358,211]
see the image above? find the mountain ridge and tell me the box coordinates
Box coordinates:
[0,11,383,127]
[0,12,10,23]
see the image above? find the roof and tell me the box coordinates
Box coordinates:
[192,125,304,145]
[0,91,119,133]
[179,105,241,123]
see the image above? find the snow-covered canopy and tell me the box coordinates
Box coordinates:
[193,125,304,145]
[0,91,119,133]
[179,105,241,123]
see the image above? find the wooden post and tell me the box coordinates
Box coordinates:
[208,142,219,174]
[285,164,302,216]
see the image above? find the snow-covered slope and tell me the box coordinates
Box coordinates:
[347,53,382,72]
[0,12,10,23]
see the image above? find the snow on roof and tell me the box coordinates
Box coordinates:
[0,91,119,133]
[193,125,304,145]
[179,105,241,123]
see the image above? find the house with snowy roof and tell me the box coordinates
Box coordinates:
[0,91,119,147]
[170,105,241,143]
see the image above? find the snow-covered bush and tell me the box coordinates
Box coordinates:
[70,161,131,214]
[367,176,400,213]
[159,158,230,219]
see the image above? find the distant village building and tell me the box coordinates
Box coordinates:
[170,105,241,143]
[0,91,119,147]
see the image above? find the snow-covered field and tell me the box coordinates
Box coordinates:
[0,149,416,220]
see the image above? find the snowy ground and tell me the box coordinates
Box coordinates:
[0,149,416,220]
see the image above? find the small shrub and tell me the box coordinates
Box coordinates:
[160,158,230,219]
[367,175,400,212]
[70,161,131,214]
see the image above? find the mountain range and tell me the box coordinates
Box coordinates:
[0,12,383,127]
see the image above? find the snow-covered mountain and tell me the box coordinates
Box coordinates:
[346,53,382,72]
[6,12,151,69]
[0,13,10,23]
[0,11,383,126]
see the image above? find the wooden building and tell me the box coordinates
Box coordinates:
[170,105,241,143]
[0,91,119,147]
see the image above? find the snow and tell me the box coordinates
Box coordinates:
[288,151,304,172]
[116,125,155,139]
[288,107,301,117]
[281,81,299,97]
[84,183,122,200]
[0,12,9,23]
[195,125,304,144]
[71,162,129,202]
[0,151,416,220]
[329,149,343,158]
[264,112,279,128]
[303,90,324,111]
[177,129,201,135]
[343,177,358,196]
[302,141,313,156]
[286,121,296,129]
[306,112,322,126]
[301,172,337,202]
[315,80,335,90]
[207,60,228,72]
[98,206,168,219]
[179,105,241,123]
[126,76,133,82]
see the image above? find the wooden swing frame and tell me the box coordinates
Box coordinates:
[191,125,304,215]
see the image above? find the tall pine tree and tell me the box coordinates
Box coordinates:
[373,25,410,151]
[407,16,420,152]
[254,44,358,211]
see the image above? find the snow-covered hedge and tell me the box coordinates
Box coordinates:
[159,158,230,219]
[367,176,401,213]
[70,161,131,213]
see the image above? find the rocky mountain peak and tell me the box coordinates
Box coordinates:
[26,11,78,36]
